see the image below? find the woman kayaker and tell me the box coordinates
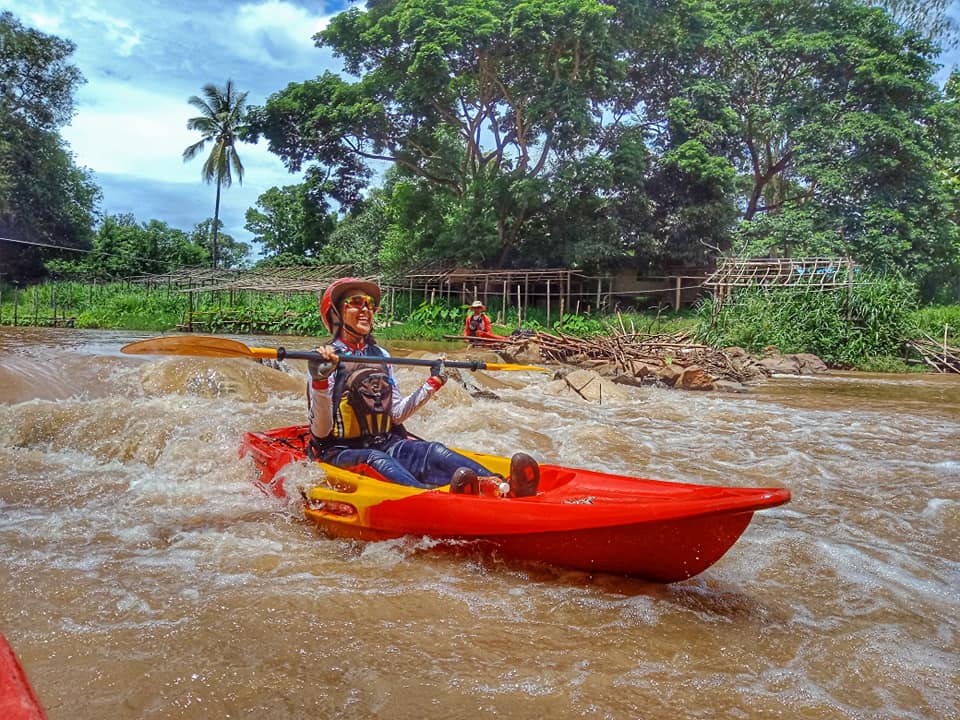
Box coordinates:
[307,277,539,495]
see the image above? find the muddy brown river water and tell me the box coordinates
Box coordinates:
[0,327,957,719]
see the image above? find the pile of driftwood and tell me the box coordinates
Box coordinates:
[908,333,960,373]
[495,329,770,389]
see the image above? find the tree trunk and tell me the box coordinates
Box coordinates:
[212,179,222,269]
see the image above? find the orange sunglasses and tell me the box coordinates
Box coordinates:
[342,294,376,310]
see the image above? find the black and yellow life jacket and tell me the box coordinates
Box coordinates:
[331,364,395,440]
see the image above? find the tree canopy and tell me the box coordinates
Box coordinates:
[245,0,959,296]
[0,11,98,280]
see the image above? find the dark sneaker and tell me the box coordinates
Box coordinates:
[509,453,540,497]
[449,467,479,495]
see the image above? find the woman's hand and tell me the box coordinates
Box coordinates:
[429,355,447,386]
[308,345,340,380]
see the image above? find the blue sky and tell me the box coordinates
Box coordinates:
[5,0,960,257]
[6,0,352,254]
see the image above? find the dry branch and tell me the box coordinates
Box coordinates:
[498,329,768,384]
[908,335,960,373]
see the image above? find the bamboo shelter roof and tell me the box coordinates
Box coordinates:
[703,257,863,290]
[130,265,362,294]
[129,265,589,293]
[404,266,590,284]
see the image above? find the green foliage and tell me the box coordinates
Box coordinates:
[320,196,388,275]
[695,275,920,367]
[45,214,214,280]
[249,0,634,267]
[245,183,337,259]
[0,12,97,281]
[0,281,183,330]
[190,219,249,269]
[912,305,960,344]
[553,313,606,335]
[0,11,83,130]
[407,300,463,327]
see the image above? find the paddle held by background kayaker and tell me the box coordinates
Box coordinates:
[306,278,539,496]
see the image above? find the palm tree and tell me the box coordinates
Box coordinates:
[182,80,248,269]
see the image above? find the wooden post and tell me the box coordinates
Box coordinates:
[524,273,529,325]
[546,279,551,328]
[674,276,682,312]
[516,284,521,326]
[596,278,602,308]
[501,280,507,324]
[13,285,18,325]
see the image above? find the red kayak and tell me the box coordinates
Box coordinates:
[241,425,791,582]
[443,334,513,345]
[0,635,47,720]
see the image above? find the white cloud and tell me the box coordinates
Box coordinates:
[13,10,63,33]
[231,1,333,68]
[64,82,195,178]
[72,5,141,57]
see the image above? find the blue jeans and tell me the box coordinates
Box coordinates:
[324,438,494,488]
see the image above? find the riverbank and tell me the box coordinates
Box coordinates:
[0,279,956,374]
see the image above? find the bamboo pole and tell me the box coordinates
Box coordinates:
[546,279,551,328]
[501,280,507,325]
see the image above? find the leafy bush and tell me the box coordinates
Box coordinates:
[912,305,960,345]
[695,274,919,367]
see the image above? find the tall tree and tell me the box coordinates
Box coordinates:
[639,0,953,283]
[0,11,97,281]
[244,182,336,259]
[248,0,635,267]
[182,79,248,269]
[190,218,249,269]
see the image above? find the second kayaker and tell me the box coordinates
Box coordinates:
[306,277,539,496]
[464,300,493,337]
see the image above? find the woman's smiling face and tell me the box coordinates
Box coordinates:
[341,294,375,338]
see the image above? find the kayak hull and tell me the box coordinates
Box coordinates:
[0,635,47,720]
[241,425,790,582]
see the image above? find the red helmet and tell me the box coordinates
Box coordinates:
[320,277,381,335]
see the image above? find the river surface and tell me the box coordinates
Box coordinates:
[1,327,957,720]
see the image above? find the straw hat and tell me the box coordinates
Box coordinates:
[470,300,485,309]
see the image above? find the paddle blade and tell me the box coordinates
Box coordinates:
[484,362,550,372]
[121,335,258,359]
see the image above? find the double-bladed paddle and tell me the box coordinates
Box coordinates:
[121,335,549,372]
